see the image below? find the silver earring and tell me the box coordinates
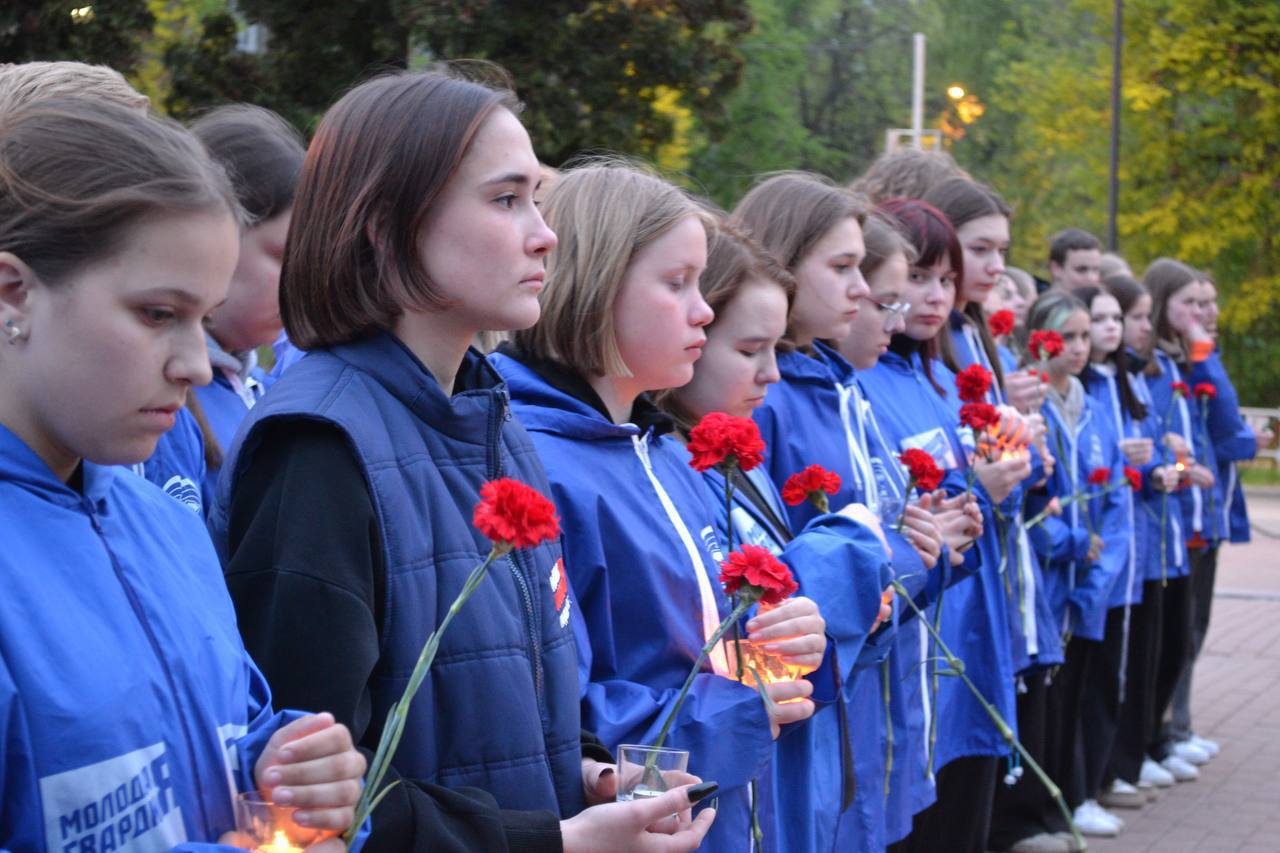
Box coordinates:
[4,320,20,343]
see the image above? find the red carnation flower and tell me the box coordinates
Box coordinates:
[1028,330,1064,361]
[782,464,842,510]
[956,364,994,404]
[1124,466,1142,492]
[988,310,1015,338]
[473,478,561,552]
[1193,382,1216,400]
[899,449,944,494]
[1087,467,1111,487]
[1171,381,1190,397]
[686,412,766,473]
[720,544,798,607]
[959,402,1000,433]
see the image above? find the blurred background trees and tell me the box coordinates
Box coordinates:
[4,0,1276,404]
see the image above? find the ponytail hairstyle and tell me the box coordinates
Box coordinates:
[655,218,797,431]
[923,176,1012,390]
[1075,285,1146,421]
[729,171,867,346]
[876,198,958,395]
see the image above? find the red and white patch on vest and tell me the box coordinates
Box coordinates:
[549,558,572,628]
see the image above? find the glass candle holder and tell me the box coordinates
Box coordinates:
[616,744,689,802]
[234,792,331,851]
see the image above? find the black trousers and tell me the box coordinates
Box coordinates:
[1045,635,1094,810]
[1149,574,1192,759]
[1167,545,1220,739]
[889,755,1000,853]
[1105,581,1162,785]
[988,673,1070,850]
[1080,607,1126,799]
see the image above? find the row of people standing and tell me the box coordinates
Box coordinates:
[2,60,1261,853]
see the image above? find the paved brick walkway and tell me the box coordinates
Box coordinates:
[1088,488,1280,853]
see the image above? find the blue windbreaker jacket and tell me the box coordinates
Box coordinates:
[492,352,776,853]
[0,425,341,852]
[134,406,207,514]
[1038,383,1132,641]
[1127,357,1188,581]
[701,462,895,853]
[751,343,933,852]
[1189,351,1256,544]
[1148,350,1219,549]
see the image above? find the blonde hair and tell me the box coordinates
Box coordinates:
[0,61,149,116]
[513,157,710,377]
[851,148,964,204]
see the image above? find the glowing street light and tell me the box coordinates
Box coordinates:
[947,84,966,101]
[70,6,94,23]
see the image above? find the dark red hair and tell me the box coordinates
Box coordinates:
[877,198,963,395]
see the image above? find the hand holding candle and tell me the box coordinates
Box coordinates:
[253,713,365,835]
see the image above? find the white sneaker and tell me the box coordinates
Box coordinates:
[1140,758,1175,788]
[1161,754,1200,781]
[1172,739,1210,765]
[1072,801,1121,837]
[1190,734,1220,757]
[1136,778,1159,802]
[1098,779,1146,809]
[1088,799,1125,830]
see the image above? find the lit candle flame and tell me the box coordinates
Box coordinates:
[259,830,303,853]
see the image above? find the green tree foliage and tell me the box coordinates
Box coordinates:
[978,0,1280,404]
[689,0,920,205]
[3,1,154,70]
[409,1,752,168]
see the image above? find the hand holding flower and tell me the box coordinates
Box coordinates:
[1003,369,1046,414]
[899,499,944,568]
[1187,463,1215,489]
[1119,437,1154,466]
[974,451,1032,504]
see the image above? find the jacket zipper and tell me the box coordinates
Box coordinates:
[85,502,212,830]
[489,391,545,715]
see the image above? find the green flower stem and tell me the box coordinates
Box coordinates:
[882,657,894,798]
[345,545,504,844]
[722,464,745,682]
[890,579,1084,852]
[925,583,944,778]
[650,596,757,753]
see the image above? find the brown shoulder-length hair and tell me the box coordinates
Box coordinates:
[655,218,798,429]
[1142,257,1201,357]
[730,172,866,344]
[513,157,709,377]
[281,70,518,349]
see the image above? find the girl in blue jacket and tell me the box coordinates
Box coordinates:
[839,209,993,849]
[210,75,716,853]
[0,98,364,851]
[1075,285,1155,814]
[731,172,949,853]
[138,106,305,515]
[492,161,828,853]
[1098,275,1183,796]
[856,195,1057,853]
[657,219,897,852]
[911,179,1056,853]
[1024,291,1132,840]
[1141,259,1225,774]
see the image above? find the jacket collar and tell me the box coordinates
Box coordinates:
[489,347,674,440]
[327,330,508,445]
[778,340,856,386]
[0,423,116,509]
